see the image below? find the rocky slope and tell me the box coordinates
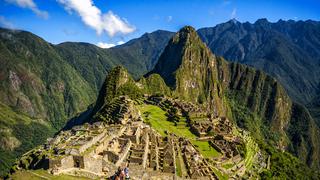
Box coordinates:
[198,19,320,105]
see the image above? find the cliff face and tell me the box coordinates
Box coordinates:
[198,19,320,105]
[222,63,292,142]
[149,26,228,116]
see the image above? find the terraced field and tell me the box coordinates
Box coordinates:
[138,104,220,158]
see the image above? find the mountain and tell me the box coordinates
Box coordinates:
[98,18,320,129]
[1,19,320,177]
[197,19,320,105]
[55,30,174,92]
[10,26,319,179]
[149,26,320,170]
[0,28,97,176]
[72,19,320,126]
[0,28,173,176]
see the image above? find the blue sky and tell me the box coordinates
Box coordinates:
[0,0,319,47]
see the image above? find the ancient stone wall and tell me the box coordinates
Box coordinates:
[104,151,119,163]
[83,155,103,174]
[79,130,107,153]
[60,156,74,169]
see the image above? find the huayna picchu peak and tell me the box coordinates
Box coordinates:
[7,26,320,179]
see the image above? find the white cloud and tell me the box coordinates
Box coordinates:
[97,42,115,48]
[97,41,125,49]
[0,16,14,29]
[117,41,125,45]
[230,8,237,19]
[167,16,172,22]
[57,0,135,37]
[5,0,48,19]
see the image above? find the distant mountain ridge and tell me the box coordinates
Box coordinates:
[198,19,320,105]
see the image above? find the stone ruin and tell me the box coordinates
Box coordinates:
[180,140,217,179]
[210,135,240,158]
[14,95,253,179]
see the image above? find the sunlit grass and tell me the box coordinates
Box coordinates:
[191,140,220,158]
[138,104,220,158]
[11,169,88,180]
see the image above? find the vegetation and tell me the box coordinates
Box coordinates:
[11,169,89,180]
[212,167,228,180]
[190,140,220,158]
[0,27,173,176]
[258,141,320,179]
[0,102,54,177]
[175,156,182,177]
[138,104,220,158]
[2,20,320,178]
[227,93,320,178]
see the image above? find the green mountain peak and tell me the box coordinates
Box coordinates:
[147,26,208,86]
[148,26,225,114]
[94,66,132,110]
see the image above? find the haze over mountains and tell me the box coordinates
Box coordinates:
[1,19,320,177]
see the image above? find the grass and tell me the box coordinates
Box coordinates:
[138,104,220,158]
[11,169,89,180]
[138,104,195,138]
[212,167,229,180]
[233,128,258,170]
[222,163,234,169]
[0,102,55,177]
[175,156,182,177]
[244,137,258,168]
[191,140,220,158]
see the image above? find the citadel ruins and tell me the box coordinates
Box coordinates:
[13,95,264,179]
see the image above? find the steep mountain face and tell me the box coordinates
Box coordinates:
[54,42,115,92]
[45,20,320,125]
[149,26,228,116]
[0,29,95,127]
[0,28,96,176]
[198,19,320,105]
[149,26,320,170]
[224,63,320,168]
[57,19,320,126]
